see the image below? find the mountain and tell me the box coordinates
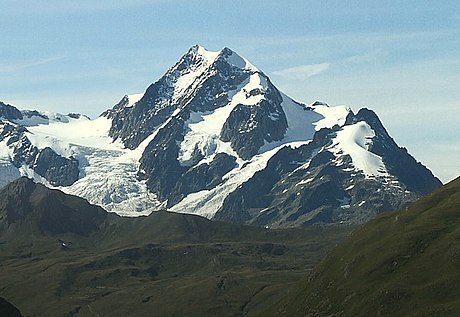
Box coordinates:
[0,102,80,188]
[0,177,351,316]
[262,176,460,316]
[0,45,442,227]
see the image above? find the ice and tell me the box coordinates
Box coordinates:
[312,104,351,130]
[259,94,323,153]
[26,116,121,157]
[60,146,162,216]
[21,115,163,215]
[126,93,144,108]
[196,45,220,63]
[0,141,21,188]
[329,121,388,178]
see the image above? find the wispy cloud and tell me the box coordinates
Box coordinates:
[271,63,330,80]
[343,49,388,65]
[0,56,63,74]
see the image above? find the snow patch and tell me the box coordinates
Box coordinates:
[196,45,220,63]
[171,144,288,218]
[259,94,322,153]
[345,184,355,190]
[312,104,350,130]
[223,49,258,71]
[296,178,314,186]
[177,73,270,166]
[126,93,144,108]
[26,116,121,158]
[0,141,21,188]
[328,121,388,178]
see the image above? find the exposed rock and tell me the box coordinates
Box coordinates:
[34,147,80,187]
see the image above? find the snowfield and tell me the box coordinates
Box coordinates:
[11,114,163,215]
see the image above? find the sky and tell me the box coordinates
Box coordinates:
[1,0,459,183]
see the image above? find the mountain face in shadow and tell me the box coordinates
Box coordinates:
[263,176,460,316]
[0,177,107,236]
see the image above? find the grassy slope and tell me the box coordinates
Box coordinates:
[263,177,460,317]
[0,180,352,317]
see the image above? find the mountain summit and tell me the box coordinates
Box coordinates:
[0,45,441,227]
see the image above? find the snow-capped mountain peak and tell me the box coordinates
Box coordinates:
[217,46,259,71]
[0,45,442,227]
[189,44,220,64]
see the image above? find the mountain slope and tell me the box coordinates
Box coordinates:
[0,45,442,226]
[263,176,460,316]
[0,177,107,236]
[0,177,351,317]
[0,297,23,317]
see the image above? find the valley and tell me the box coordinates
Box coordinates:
[0,45,455,316]
[0,178,352,316]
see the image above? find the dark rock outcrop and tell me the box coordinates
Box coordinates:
[0,102,23,121]
[34,147,80,187]
[0,297,23,317]
[0,121,80,187]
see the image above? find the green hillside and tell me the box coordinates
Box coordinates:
[0,178,351,316]
[263,176,460,317]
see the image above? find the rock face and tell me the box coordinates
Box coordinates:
[213,108,439,227]
[0,45,442,227]
[0,101,23,121]
[0,107,80,187]
[126,45,294,208]
[108,46,440,226]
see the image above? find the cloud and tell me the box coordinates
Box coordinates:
[271,63,330,80]
[343,49,388,65]
[0,56,63,74]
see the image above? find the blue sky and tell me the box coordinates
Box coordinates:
[1,0,459,182]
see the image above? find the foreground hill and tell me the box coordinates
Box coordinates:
[0,297,23,317]
[0,177,351,316]
[263,176,460,316]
